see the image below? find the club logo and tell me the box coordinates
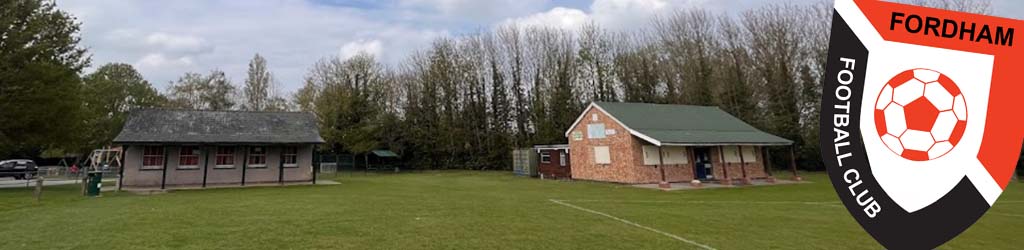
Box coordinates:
[821,0,1023,249]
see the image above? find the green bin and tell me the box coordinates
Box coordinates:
[86,171,103,197]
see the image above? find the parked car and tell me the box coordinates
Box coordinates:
[0,159,37,180]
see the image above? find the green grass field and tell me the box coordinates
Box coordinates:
[0,171,1021,249]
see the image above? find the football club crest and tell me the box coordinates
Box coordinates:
[820,0,1023,248]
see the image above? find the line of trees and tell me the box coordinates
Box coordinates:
[295,3,836,170]
[2,0,1003,174]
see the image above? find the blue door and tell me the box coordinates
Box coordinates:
[693,148,713,180]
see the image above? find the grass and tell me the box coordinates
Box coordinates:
[0,171,1022,249]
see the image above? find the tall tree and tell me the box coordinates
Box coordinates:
[577,23,618,102]
[655,9,717,106]
[0,0,90,158]
[167,70,237,110]
[242,54,273,111]
[80,63,165,149]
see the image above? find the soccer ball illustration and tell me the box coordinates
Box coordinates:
[874,68,967,161]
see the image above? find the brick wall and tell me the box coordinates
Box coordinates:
[569,107,640,183]
[710,146,769,181]
[537,149,571,179]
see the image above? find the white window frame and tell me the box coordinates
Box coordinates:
[215,147,235,169]
[594,146,611,165]
[142,146,164,170]
[741,146,758,163]
[588,123,606,139]
[559,151,567,167]
[662,147,689,165]
[177,146,200,169]
[723,146,742,163]
[248,146,267,168]
[642,145,660,166]
[282,146,299,167]
[540,152,552,164]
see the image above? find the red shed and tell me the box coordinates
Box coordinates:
[534,144,570,179]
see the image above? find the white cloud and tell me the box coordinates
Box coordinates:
[590,0,673,29]
[500,7,591,30]
[58,0,448,93]
[339,39,383,60]
[144,32,212,54]
[397,0,549,23]
[136,53,194,69]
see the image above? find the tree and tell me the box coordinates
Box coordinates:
[0,0,90,158]
[655,9,717,106]
[80,63,165,149]
[242,54,273,111]
[167,70,237,110]
[577,23,618,102]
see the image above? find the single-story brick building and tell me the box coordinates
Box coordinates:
[534,144,570,179]
[565,102,795,185]
[112,109,325,190]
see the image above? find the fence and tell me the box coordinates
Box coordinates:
[1,166,121,189]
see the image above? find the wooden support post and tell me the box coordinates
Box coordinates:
[790,146,802,181]
[763,147,776,183]
[278,146,285,185]
[241,146,249,186]
[718,146,731,185]
[738,145,750,185]
[687,147,697,180]
[160,147,169,190]
[202,146,210,188]
[312,147,318,184]
[657,146,670,189]
[117,147,126,192]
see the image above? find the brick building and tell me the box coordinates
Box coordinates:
[565,102,794,185]
[534,144,570,179]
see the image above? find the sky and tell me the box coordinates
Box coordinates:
[58,0,1024,96]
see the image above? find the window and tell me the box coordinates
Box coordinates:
[540,152,552,163]
[741,146,758,163]
[282,147,298,167]
[248,146,266,167]
[723,146,742,163]
[559,151,567,167]
[662,147,688,164]
[142,146,164,169]
[215,147,235,168]
[642,145,660,165]
[594,146,611,164]
[587,123,606,139]
[178,146,200,169]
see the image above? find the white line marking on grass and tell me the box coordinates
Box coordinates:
[561,200,842,207]
[990,212,1024,218]
[549,199,716,250]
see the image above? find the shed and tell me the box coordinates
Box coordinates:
[534,144,570,179]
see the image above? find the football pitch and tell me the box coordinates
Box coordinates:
[0,171,1021,249]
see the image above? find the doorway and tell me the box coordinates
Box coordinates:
[693,147,713,180]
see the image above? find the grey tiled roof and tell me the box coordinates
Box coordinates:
[113,109,325,144]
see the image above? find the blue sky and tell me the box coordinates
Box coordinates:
[58,0,1023,96]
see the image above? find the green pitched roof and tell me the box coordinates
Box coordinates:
[591,102,792,146]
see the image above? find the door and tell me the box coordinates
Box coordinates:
[693,148,713,180]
